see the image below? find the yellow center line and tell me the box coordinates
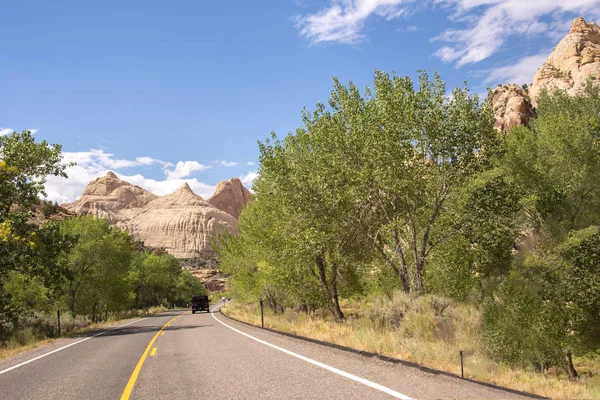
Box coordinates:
[160,331,165,336]
[150,348,157,356]
[120,315,180,400]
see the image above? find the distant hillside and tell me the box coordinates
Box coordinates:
[62,172,251,258]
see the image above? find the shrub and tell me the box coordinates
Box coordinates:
[366,291,456,342]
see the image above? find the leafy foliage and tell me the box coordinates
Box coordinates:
[0,132,207,344]
[217,72,600,380]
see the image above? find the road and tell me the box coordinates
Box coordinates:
[0,305,535,399]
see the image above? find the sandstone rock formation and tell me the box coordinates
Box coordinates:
[63,172,239,258]
[208,177,252,219]
[490,84,535,132]
[123,183,237,258]
[529,17,600,106]
[65,171,158,223]
[189,268,227,292]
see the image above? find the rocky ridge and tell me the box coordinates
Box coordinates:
[529,17,600,106]
[63,172,249,258]
[208,177,252,219]
[65,171,158,222]
[491,16,600,132]
[490,84,535,132]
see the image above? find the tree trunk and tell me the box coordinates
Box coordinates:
[329,263,345,321]
[393,232,410,294]
[375,243,410,293]
[91,300,98,323]
[69,290,76,316]
[315,255,345,321]
[565,350,579,380]
[414,258,424,296]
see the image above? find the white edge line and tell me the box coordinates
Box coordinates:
[0,317,147,376]
[211,310,412,400]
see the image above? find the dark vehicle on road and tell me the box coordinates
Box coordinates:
[191,295,210,314]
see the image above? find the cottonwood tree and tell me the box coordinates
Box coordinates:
[485,84,600,378]
[483,227,600,379]
[250,105,372,320]
[0,131,71,276]
[503,81,600,243]
[273,71,497,296]
[59,216,133,318]
[216,175,352,317]
[129,251,181,308]
[360,71,498,295]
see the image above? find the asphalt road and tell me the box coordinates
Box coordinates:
[0,305,535,399]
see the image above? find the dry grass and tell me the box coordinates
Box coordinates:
[0,338,58,360]
[0,305,170,361]
[223,296,599,400]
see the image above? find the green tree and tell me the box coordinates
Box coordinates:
[215,198,328,314]
[355,71,498,295]
[129,251,182,308]
[0,130,69,214]
[173,269,207,306]
[503,82,600,243]
[59,216,133,318]
[557,226,600,377]
[0,131,73,339]
[0,130,72,276]
[255,104,371,319]
[426,169,520,300]
[484,84,600,378]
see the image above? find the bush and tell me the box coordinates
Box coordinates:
[366,291,456,342]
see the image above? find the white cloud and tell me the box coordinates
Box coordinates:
[165,161,211,180]
[43,149,215,203]
[296,0,410,44]
[296,0,600,67]
[432,0,600,66]
[482,51,551,86]
[434,46,464,63]
[61,149,171,171]
[44,163,104,204]
[0,128,38,136]
[220,160,239,167]
[246,161,256,166]
[121,174,216,199]
[240,170,258,190]
[0,127,13,136]
[43,149,171,203]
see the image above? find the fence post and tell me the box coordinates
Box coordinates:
[259,299,264,328]
[460,350,464,378]
[57,310,61,338]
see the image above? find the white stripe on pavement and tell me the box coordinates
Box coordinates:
[211,310,412,400]
[0,318,147,376]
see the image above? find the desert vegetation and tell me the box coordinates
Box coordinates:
[215,72,600,397]
[0,131,206,353]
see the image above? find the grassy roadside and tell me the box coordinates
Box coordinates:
[0,306,171,361]
[222,299,599,399]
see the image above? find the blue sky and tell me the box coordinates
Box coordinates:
[2,0,600,202]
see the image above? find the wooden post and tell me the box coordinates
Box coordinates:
[260,299,264,328]
[460,350,464,378]
[57,310,61,337]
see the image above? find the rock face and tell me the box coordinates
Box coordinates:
[490,84,535,132]
[123,183,237,258]
[208,177,252,219]
[65,171,158,223]
[190,268,227,292]
[530,17,600,106]
[63,172,239,258]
